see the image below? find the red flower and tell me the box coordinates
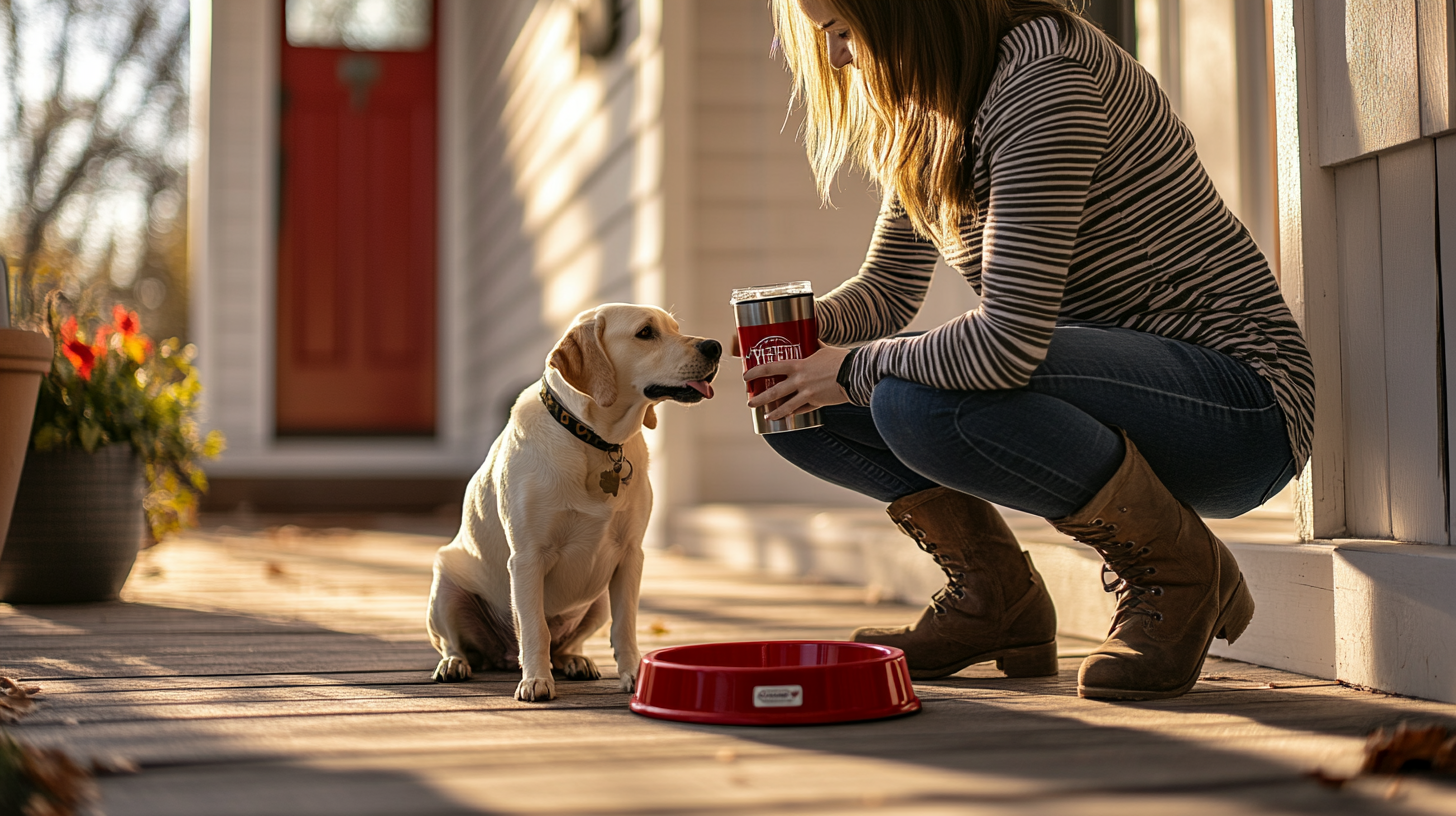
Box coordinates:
[63,338,96,380]
[60,316,79,345]
[113,305,140,338]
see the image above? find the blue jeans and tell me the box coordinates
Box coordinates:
[765,326,1296,519]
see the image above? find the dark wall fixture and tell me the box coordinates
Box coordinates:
[578,0,622,59]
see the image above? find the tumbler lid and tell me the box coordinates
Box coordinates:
[730,281,812,305]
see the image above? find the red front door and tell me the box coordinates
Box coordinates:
[276,1,437,435]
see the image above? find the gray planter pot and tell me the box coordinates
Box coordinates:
[0,444,145,603]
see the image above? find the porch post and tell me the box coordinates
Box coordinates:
[1272,0,1345,541]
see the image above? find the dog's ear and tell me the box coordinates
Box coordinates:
[642,403,657,430]
[549,318,618,407]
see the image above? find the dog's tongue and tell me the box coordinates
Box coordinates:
[687,380,714,399]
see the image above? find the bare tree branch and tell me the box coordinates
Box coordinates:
[1,0,21,143]
[3,0,188,317]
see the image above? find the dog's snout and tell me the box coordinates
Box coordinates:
[697,339,722,361]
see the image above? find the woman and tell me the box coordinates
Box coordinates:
[743,0,1313,701]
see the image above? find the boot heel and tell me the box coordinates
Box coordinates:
[1216,577,1256,644]
[994,642,1059,677]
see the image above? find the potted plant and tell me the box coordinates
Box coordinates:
[0,299,225,603]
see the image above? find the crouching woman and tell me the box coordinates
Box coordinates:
[744,0,1313,700]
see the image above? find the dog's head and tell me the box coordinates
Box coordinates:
[548,304,721,429]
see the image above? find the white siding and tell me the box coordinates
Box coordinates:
[1441,134,1456,546]
[1334,159,1388,539]
[1417,0,1455,135]
[1378,142,1445,546]
[1313,0,1423,165]
[1280,0,1451,545]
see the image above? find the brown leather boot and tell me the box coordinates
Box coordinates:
[1051,432,1256,701]
[852,487,1058,679]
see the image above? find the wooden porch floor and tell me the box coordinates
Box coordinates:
[4,516,1456,815]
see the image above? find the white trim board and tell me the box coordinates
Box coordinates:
[206,440,479,479]
[672,504,1456,704]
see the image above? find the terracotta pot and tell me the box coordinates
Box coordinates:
[0,445,145,603]
[0,329,52,562]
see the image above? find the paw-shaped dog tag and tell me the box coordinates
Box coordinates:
[599,470,620,496]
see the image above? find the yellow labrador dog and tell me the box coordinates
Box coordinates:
[427,304,720,701]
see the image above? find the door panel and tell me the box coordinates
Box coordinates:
[276,0,437,435]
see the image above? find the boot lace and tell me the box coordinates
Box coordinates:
[894,513,967,615]
[1066,516,1164,627]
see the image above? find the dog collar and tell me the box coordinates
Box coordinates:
[540,382,634,496]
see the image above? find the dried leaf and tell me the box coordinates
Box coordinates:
[1,730,97,816]
[265,561,288,579]
[1362,723,1452,774]
[1434,734,1456,774]
[1304,768,1350,789]
[0,677,41,723]
[89,754,139,776]
[1,678,41,700]
[20,744,96,812]
[647,621,669,636]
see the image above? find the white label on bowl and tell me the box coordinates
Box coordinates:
[752,684,804,708]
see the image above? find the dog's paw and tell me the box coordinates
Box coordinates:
[433,656,472,683]
[556,654,601,681]
[618,667,638,694]
[515,676,555,702]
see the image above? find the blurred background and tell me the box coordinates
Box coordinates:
[1,0,191,339]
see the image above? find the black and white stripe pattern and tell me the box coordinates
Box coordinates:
[819,15,1315,471]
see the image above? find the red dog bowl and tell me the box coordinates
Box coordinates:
[629,640,920,726]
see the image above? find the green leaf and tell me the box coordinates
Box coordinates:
[79,420,103,452]
[203,430,226,458]
[33,424,64,451]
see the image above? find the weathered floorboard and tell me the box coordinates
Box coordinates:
[3,518,1455,815]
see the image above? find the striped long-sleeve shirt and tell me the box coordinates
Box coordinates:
[819,15,1315,471]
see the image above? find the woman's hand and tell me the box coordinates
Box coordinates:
[745,346,852,421]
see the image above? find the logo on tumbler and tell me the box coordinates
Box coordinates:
[748,335,802,367]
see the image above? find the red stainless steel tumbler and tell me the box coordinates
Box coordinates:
[731,281,824,434]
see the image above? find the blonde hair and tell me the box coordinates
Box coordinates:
[773,0,1077,247]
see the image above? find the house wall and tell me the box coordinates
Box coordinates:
[1266,0,1456,701]
[1304,0,1452,546]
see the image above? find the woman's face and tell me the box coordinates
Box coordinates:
[797,0,856,69]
